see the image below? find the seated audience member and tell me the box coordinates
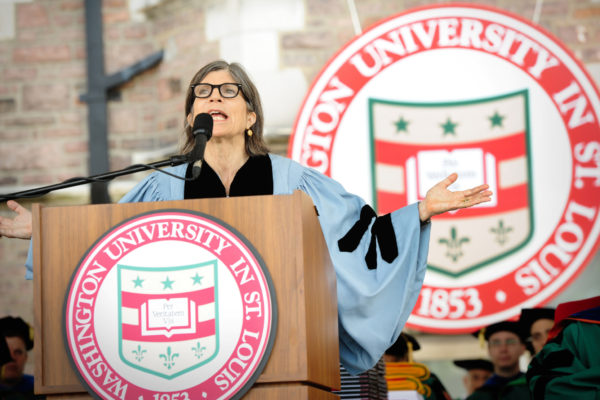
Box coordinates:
[384,332,420,363]
[466,321,530,400]
[0,316,37,400]
[453,359,494,398]
[385,332,452,400]
[518,308,555,355]
[527,296,600,400]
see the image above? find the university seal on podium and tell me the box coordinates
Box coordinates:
[64,210,277,400]
[290,4,600,333]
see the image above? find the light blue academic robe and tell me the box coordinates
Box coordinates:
[26,154,430,375]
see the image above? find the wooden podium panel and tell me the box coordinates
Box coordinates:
[43,384,341,400]
[32,191,340,398]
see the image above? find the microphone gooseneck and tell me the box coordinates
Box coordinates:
[189,113,213,179]
[0,117,213,200]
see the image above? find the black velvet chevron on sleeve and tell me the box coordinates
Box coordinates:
[337,205,399,270]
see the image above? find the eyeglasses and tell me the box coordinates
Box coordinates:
[489,338,520,348]
[191,83,243,99]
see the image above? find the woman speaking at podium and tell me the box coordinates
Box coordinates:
[0,60,491,375]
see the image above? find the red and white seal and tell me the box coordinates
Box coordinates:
[64,210,276,399]
[290,4,600,333]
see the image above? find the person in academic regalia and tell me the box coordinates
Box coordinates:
[466,321,530,400]
[383,332,420,363]
[497,307,556,399]
[518,307,555,355]
[385,332,452,400]
[0,60,492,376]
[0,316,41,400]
[453,359,493,398]
[527,296,600,400]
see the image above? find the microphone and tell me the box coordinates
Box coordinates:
[188,113,213,179]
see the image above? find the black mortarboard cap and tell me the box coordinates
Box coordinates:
[385,332,421,359]
[472,321,527,344]
[0,316,33,350]
[453,358,494,372]
[518,308,555,335]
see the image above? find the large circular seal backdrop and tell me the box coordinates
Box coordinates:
[64,209,277,400]
[290,3,600,333]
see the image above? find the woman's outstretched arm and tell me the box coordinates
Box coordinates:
[418,173,492,222]
[0,200,32,240]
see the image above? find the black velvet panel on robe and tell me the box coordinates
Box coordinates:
[184,155,273,199]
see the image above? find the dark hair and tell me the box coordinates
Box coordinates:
[181,60,268,156]
[0,316,33,350]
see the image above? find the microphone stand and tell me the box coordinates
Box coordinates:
[0,155,190,203]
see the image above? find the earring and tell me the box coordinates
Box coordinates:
[246,128,253,137]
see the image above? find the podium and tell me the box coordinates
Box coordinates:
[32,191,341,399]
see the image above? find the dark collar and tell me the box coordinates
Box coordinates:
[482,372,524,389]
[184,154,273,199]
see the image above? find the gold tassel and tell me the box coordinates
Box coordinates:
[478,327,486,349]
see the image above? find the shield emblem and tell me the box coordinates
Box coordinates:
[117,260,219,379]
[369,90,533,277]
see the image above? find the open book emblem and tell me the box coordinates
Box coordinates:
[369,90,533,277]
[117,260,219,379]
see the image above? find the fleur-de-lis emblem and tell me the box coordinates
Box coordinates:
[192,342,207,359]
[490,219,513,245]
[132,344,147,362]
[439,226,470,262]
[159,346,179,370]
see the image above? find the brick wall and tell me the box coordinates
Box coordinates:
[0,0,599,377]
[1,0,598,193]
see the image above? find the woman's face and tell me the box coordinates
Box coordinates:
[188,69,256,140]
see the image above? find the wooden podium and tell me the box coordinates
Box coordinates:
[32,191,341,399]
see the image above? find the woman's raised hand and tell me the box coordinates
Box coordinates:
[0,200,33,240]
[418,173,493,222]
